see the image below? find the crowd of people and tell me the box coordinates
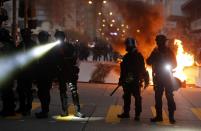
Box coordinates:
[0,28,85,118]
[77,38,120,62]
[0,26,179,124]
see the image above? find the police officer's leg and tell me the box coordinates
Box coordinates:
[165,86,176,123]
[16,79,26,113]
[151,84,164,122]
[0,82,15,116]
[24,80,33,115]
[68,82,85,118]
[68,83,80,111]
[132,86,142,121]
[35,79,51,118]
[58,76,68,116]
[118,87,131,118]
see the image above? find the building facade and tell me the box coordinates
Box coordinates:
[182,0,201,43]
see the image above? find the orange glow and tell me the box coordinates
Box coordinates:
[173,39,194,82]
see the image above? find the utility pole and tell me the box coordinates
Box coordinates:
[24,0,28,28]
[12,0,17,44]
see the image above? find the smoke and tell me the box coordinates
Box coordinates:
[35,0,90,42]
[35,0,164,58]
[111,0,165,58]
[35,0,73,28]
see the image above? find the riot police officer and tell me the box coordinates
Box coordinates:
[16,28,36,116]
[117,37,146,121]
[147,34,177,124]
[35,31,56,118]
[0,28,16,117]
[54,31,84,118]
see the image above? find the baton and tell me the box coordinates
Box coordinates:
[110,85,121,96]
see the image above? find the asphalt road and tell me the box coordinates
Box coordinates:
[0,83,201,131]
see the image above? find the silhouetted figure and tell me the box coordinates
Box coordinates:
[117,37,146,121]
[0,28,16,117]
[16,28,36,116]
[147,35,177,124]
[55,31,85,118]
[35,31,57,119]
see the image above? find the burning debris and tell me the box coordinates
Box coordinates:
[173,39,195,82]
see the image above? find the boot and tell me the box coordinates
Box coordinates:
[60,110,68,117]
[22,110,31,116]
[134,113,140,121]
[117,113,130,118]
[150,110,163,122]
[75,112,85,118]
[150,116,163,122]
[134,116,140,121]
[35,111,48,119]
[169,111,176,124]
[0,110,16,117]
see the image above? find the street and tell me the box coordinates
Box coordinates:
[1,83,201,131]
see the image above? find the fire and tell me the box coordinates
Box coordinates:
[173,39,194,82]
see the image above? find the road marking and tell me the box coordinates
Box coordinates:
[5,113,22,120]
[68,104,76,115]
[32,102,40,111]
[105,105,122,123]
[191,108,201,120]
[151,106,170,125]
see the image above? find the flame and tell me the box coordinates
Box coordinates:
[173,39,194,82]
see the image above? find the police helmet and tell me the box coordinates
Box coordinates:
[125,37,136,48]
[155,35,168,43]
[54,30,65,41]
[21,28,32,39]
[38,31,49,43]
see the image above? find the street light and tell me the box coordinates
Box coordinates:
[109,12,113,16]
[137,29,140,33]
[98,12,102,15]
[88,0,93,5]
[103,0,107,4]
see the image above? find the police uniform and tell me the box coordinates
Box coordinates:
[54,30,84,117]
[35,31,57,118]
[16,28,36,116]
[0,28,16,117]
[118,38,146,121]
[147,35,177,124]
